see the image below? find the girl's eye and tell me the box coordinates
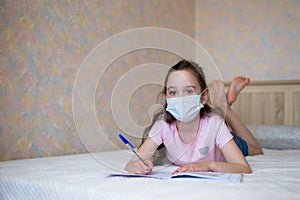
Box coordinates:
[185,90,194,95]
[169,91,176,96]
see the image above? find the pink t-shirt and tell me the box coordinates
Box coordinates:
[148,113,233,166]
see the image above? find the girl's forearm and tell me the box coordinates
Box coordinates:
[173,161,252,175]
[209,161,252,174]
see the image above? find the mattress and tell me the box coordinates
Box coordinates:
[1,148,300,200]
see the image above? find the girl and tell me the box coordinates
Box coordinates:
[125,59,262,175]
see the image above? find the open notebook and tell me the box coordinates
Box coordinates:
[108,171,242,183]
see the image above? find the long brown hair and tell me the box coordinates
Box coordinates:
[142,60,212,149]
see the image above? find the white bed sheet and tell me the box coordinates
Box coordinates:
[1,149,300,200]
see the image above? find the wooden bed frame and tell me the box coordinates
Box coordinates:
[224,80,300,126]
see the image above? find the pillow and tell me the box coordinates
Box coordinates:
[247,125,300,150]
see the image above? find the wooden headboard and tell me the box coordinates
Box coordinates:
[224,80,300,126]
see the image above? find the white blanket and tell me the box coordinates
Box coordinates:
[1,149,300,200]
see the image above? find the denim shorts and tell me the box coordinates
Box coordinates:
[231,132,249,156]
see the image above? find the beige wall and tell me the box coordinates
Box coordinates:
[195,0,300,81]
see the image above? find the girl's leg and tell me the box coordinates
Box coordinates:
[212,77,263,156]
[225,106,263,155]
[226,77,263,155]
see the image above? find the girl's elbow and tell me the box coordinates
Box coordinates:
[244,165,252,174]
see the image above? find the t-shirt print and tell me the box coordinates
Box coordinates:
[199,146,209,155]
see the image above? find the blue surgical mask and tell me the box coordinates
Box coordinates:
[166,94,204,123]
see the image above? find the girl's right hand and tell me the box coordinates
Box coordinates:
[126,160,153,174]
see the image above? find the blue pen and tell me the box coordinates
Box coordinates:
[118,134,149,167]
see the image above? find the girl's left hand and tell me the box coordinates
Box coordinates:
[172,161,213,175]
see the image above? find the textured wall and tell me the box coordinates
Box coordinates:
[195,0,300,81]
[0,0,195,161]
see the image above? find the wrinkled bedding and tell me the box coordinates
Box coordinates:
[1,148,300,200]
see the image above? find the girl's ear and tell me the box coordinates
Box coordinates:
[200,88,209,105]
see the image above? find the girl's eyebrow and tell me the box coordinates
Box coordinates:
[184,85,196,89]
[167,86,177,90]
[167,85,196,90]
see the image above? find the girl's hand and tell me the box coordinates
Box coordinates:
[126,160,153,175]
[172,161,212,175]
[125,138,158,174]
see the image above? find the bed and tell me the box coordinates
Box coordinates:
[1,80,300,200]
[1,144,300,199]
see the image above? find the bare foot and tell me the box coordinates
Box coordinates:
[212,80,226,107]
[227,76,250,106]
[211,80,227,116]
